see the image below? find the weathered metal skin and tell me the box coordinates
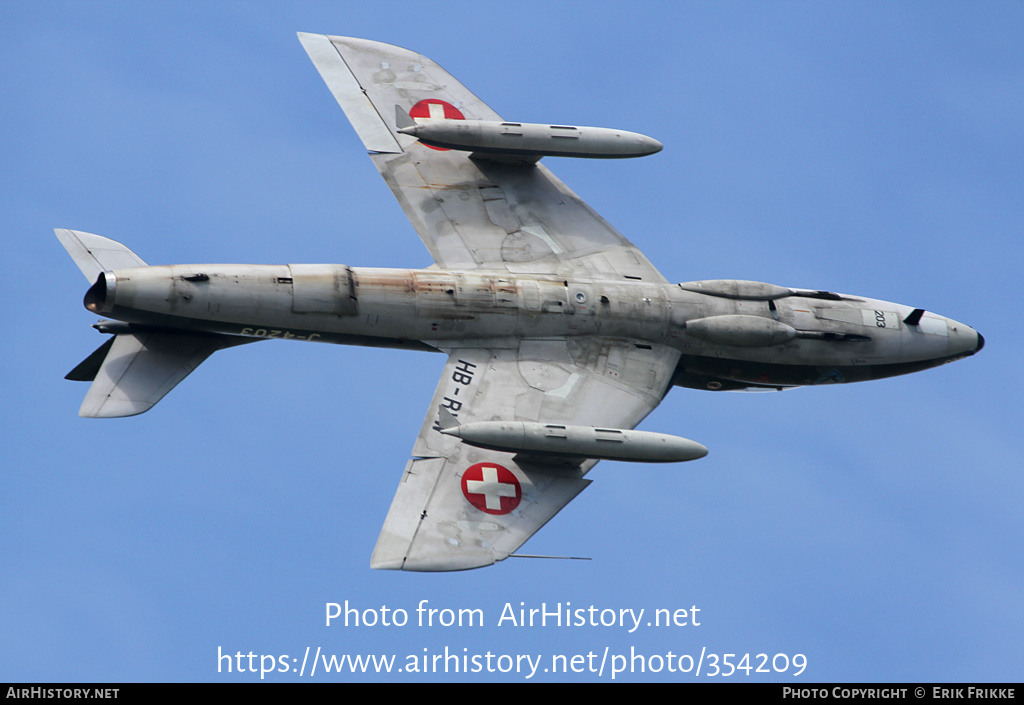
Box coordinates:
[86,264,983,391]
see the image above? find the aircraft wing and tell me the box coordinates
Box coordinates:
[298,33,667,283]
[373,339,680,571]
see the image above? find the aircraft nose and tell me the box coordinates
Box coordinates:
[947,318,984,359]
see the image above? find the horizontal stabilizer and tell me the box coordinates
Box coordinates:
[65,338,116,382]
[56,229,147,282]
[78,331,251,418]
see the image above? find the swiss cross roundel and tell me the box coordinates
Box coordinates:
[408,99,466,151]
[461,462,522,515]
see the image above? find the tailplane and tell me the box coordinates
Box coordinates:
[58,229,253,418]
[67,330,251,418]
[55,228,147,281]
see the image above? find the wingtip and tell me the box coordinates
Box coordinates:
[296,31,318,47]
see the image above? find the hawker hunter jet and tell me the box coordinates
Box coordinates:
[58,33,983,571]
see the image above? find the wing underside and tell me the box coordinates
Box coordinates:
[298,33,667,283]
[373,340,680,571]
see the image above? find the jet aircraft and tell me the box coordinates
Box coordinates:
[58,33,983,571]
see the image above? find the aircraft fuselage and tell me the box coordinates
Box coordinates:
[83,263,983,392]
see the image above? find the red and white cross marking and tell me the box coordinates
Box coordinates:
[409,98,465,122]
[461,462,522,515]
[407,99,465,150]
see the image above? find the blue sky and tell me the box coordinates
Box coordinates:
[2,1,1021,682]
